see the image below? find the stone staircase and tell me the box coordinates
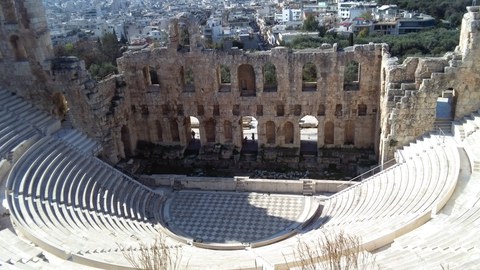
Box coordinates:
[434,119,453,134]
[302,179,314,196]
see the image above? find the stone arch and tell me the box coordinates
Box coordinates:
[263,62,277,92]
[9,35,27,61]
[170,119,180,142]
[324,121,334,144]
[218,65,231,92]
[300,115,318,154]
[241,116,258,152]
[302,62,317,92]
[284,121,294,144]
[345,120,355,145]
[155,120,163,142]
[224,120,233,143]
[121,125,133,157]
[238,64,256,96]
[266,121,276,144]
[358,104,367,116]
[205,118,216,143]
[344,60,360,91]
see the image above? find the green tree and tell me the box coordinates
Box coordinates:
[303,14,319,32]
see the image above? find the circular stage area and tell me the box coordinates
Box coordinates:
[163,191,313,248]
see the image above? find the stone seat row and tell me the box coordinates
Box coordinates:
[374,172,480,269]
[55,129,100,155]
[321,136,451,227]
[0,89,60,136]
[6,137,166,259]
[244,132,460,269]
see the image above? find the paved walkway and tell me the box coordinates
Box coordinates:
[164,191,305,244]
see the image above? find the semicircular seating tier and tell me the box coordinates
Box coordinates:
[0,87,469,269]
[372,114,480,269]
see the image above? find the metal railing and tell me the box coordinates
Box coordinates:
[337,158,397,189]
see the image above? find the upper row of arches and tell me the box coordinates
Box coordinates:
[142,60,360,95]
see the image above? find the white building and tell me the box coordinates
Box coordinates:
[338,1,377,20]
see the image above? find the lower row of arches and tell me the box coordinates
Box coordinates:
[120,115,368,157]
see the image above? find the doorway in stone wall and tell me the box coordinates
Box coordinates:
[241,116,258,154]
[435,89,456,133]
[300,115,318,155]
[185,116,201,155]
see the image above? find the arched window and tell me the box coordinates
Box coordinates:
[324,121,334,145]
[284,122,294,144]
[302,62,317,92]
[10,35,27,61]
[238,64,256,96]
[344,61,360,91]
[263,62,277,92]
[266,121,276,144]
[345,120,355,145]
[218,65,231,92]
[143,66,159,86]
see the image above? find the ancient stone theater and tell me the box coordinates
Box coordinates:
[1,1,480,269]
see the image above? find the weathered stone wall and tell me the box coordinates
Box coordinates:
[2,1,480,168]
[106,40,384,163]
[379,7,480,162]
[0,0,56,114]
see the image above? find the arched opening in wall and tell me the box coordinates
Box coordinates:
[155,120,163,143]
[224,120,233,143]
[218,65,231,92]
[266,121,276,144]
[9,35,27,61]
[170,120,180,142]
[324,121,334,145]
[344,61,360,91]
[435,89,456,130]
[51,92,69,121]
[317,104,326,116]
[149,66,159,85]
[300,115,319,155]
[263,62,277,92]
[284,121,294,144]
[2,0,17,23]
[121,125,133,157]
[184,116,200,155]
[345,120,355,145]
[238,64,256,97]
[142,66,159,86]
[241,116,258,153]
[302,62,317,92]
[179,23,190,51]
[205,118,216,143]
[184,67,195,92]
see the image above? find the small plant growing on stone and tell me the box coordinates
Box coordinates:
[119,234,185,270]
[286,230,377,270]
